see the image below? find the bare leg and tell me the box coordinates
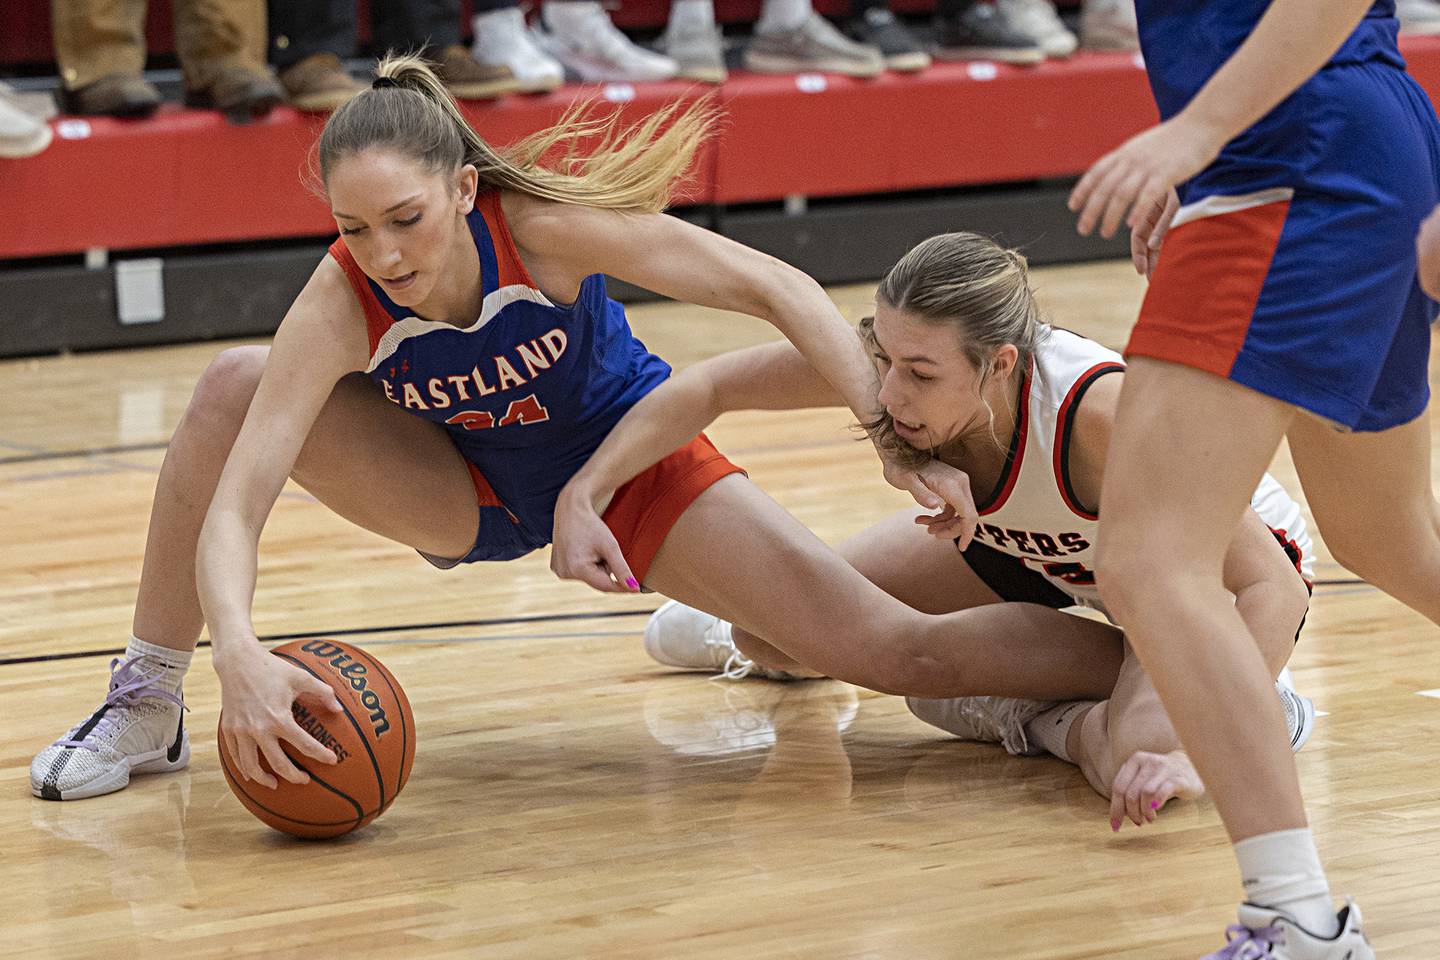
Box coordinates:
[644,477,1125,701]
[1096,357,1302,843]
[1289,409,1440,624]
[131,345,480,651]
[729,507,1021,672]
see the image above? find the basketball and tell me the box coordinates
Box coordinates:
[217,639,415,839]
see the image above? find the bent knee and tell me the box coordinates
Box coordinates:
[192,346,267,413]
[183,346,268,432]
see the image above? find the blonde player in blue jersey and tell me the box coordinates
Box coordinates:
[32,55,1141,805]
[549,230,1319,832]
[1067,0,1440,956]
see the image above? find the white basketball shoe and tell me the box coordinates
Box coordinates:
[905,695,1056,755]
[1201,899,1373,959]
[908,680,1315,756]
[31,655,189,800]
[644,600,803,681]
[1276,673,1317,753]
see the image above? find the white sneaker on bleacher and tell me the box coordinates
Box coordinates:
[1079,0,1138,50]
[472,6,565,92]
[644,600,802,681]
[30,655,189,801]
[1398,0,1440,35]
[999,0,1078,58]
[538,1,680,83]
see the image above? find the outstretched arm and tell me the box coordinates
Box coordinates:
[197,257,369,789]
[564,340,847,513]
[514,198,969,509]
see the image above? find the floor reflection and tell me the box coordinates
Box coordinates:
[30,772,199,919]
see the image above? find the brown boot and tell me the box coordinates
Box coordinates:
[432,45,521,100]
[184,65,285,122]
[279,53,364,112]
[62,72,162,117]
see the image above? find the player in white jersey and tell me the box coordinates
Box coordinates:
[550,232,1317,828]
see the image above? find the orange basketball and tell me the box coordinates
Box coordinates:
[218,639,416,839]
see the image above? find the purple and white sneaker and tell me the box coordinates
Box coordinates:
[1202,899,1373,959]
[30,656,189,800]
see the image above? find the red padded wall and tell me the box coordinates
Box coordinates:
[3,33,1439,261]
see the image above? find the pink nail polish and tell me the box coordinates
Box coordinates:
[625,577,639,590]
[1150,800,1159,810]
[1111,819,1120,832]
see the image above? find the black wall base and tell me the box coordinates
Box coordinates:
[0,183,1127,359]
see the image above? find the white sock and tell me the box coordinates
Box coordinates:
[668,0,716,32]
[126,635,192,697]
[1022,701,1096,762]
[1234,828,1339,937]
[544,1,604,36]
[757,0,812,34]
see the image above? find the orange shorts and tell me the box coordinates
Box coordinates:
[601,433,746,582]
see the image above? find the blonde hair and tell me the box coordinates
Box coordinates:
[859,232,1046,466]
[316,53,716,212]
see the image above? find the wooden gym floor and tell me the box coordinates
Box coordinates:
[4,261,1440,959]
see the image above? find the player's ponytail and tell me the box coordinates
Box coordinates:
[316,53,715,213]
[859,232,1048,464]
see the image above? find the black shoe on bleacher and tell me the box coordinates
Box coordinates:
[847,8,932,72]
[933,3,1045,65]
[184,66,284,124]
[63,73,162,118]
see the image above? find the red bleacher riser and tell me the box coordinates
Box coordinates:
[0,83,717,260]
[713,54,1156,203]
[5,39,1440,262]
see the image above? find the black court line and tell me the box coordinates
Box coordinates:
[0,441,170,466]
[0,608,659,667]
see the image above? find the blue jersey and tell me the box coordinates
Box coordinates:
[1126,0,1440,431]
[328,190,672,558]
[1136,0,1403,202]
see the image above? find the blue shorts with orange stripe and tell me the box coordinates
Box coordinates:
[423,434,745,583]
[1128,60,1440,432]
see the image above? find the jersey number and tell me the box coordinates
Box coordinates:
[1041,562,1096,587]
[445,395,551,432]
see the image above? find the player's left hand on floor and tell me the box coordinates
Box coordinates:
[1069,116,1223,240]
[1108,749,1205,832]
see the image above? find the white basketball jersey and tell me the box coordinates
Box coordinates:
[969,328,1313,610]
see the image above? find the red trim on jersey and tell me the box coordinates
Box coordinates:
[462,461,518,522]
[327,239,395,356]
[1053,361,1125,520]
[978,367,1032,516]
[1126,199,1290,376]
[475,190,540,292]
[1267,524,1312,591]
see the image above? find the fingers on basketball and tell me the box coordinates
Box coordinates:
[259,735,310,786]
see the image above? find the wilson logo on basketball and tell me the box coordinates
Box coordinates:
[301,640,392,737]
